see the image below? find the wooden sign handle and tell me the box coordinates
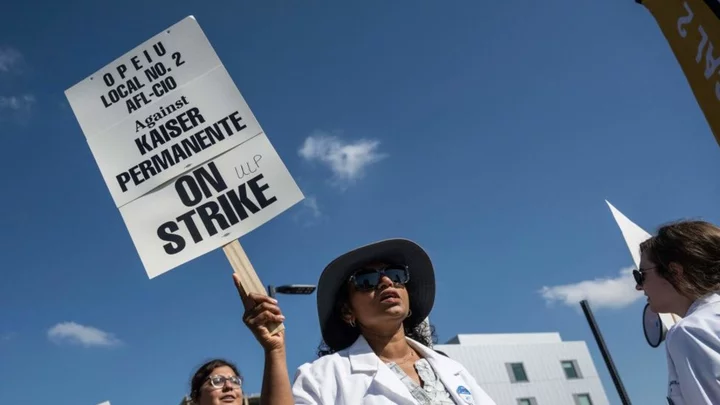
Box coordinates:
[223,239,285,335]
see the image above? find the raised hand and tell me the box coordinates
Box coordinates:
[234,274,286,353]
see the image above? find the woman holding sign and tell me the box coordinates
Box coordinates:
[237,238,497,405]
[635,220,720,405]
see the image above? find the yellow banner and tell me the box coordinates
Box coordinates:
[642,0,720,146]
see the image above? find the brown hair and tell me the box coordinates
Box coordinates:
[189,359,242,402]
[640,220,720,299]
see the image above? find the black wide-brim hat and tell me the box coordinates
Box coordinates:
[317,238,436,352]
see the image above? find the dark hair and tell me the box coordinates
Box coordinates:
[316,281,438,357]
[189,359,242,402]
[640,220,720,299]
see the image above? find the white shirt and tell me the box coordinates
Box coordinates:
[666,293,720,404]
[291,335,497,405]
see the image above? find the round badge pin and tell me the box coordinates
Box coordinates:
[456,386,474,404]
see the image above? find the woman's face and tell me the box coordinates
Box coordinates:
[347,262,411,331]
[636,249,683,314]
[196,366,243,405]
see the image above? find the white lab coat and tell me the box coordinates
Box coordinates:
[666,293,720,404]
[291,335,497,405]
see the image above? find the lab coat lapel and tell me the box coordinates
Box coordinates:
[436,367,471,405]
[348,335,419,404]
[410,339,475,405]
[372,362,420,404]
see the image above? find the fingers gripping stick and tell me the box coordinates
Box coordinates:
[223,239,285,335]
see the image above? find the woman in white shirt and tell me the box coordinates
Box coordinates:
[236,238,497,405]
[635,220,720,405]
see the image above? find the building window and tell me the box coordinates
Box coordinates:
[573,393,593,405]
[506,362,529,382]
[517,398,537,405]
[562,360,582,379]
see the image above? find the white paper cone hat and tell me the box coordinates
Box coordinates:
[605,200,681,337]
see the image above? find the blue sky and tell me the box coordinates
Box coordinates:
[2,0,720,404]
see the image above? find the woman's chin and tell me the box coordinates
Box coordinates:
[648,300,668,314]
[375,306,407,320]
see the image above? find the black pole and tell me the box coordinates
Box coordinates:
[580,300,632,405]
[267,285,276,298]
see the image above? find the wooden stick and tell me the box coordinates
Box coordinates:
[223,239,285,335]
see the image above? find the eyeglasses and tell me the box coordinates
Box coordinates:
[349,265,410,291]
[206,375,242,389]
[633,267,658,286]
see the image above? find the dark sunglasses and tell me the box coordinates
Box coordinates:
[633,267,658,286]
[349,265,410,291]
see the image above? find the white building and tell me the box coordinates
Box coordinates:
[434,332,610,405]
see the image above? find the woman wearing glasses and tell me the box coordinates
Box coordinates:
[635,220,720,405]
[238,238,496,405]
[189,359,244,405]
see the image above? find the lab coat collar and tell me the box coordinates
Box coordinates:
[347,334,462,375]
[346,335,417,404]
[410,338,473,404]
[686,292,720,317]
[347,335,380,373]
[346,334,469,404]
[408,337,464,375]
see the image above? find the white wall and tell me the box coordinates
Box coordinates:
[447,333,562,346]
[435,337,610,405]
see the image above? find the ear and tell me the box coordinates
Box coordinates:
[668,262,684,278]
[341,303,354,324]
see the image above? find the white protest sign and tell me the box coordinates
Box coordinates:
[65,16,262,208]
[66,16,220,138]
[85,66,263,207]
[120,133,303,279]
[65,15,305,280]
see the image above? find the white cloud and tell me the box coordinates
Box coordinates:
[303,196,321,218]
[48,322,122,348]
[293,195,323,227]
[538,266,643,310]
[0,47,23,73]
[298,132,387,186]
[0,94,35,111]
[0,332,14,342]
[0,94,36,124]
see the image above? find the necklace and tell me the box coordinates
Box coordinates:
[380,349,417,365]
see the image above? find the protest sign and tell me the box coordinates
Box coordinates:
[639,0,720,147]
[65,16,304,333]
[66,17,263,208]
[65,16,221,139]
[120,133,303,278]
[87,66,263,208]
